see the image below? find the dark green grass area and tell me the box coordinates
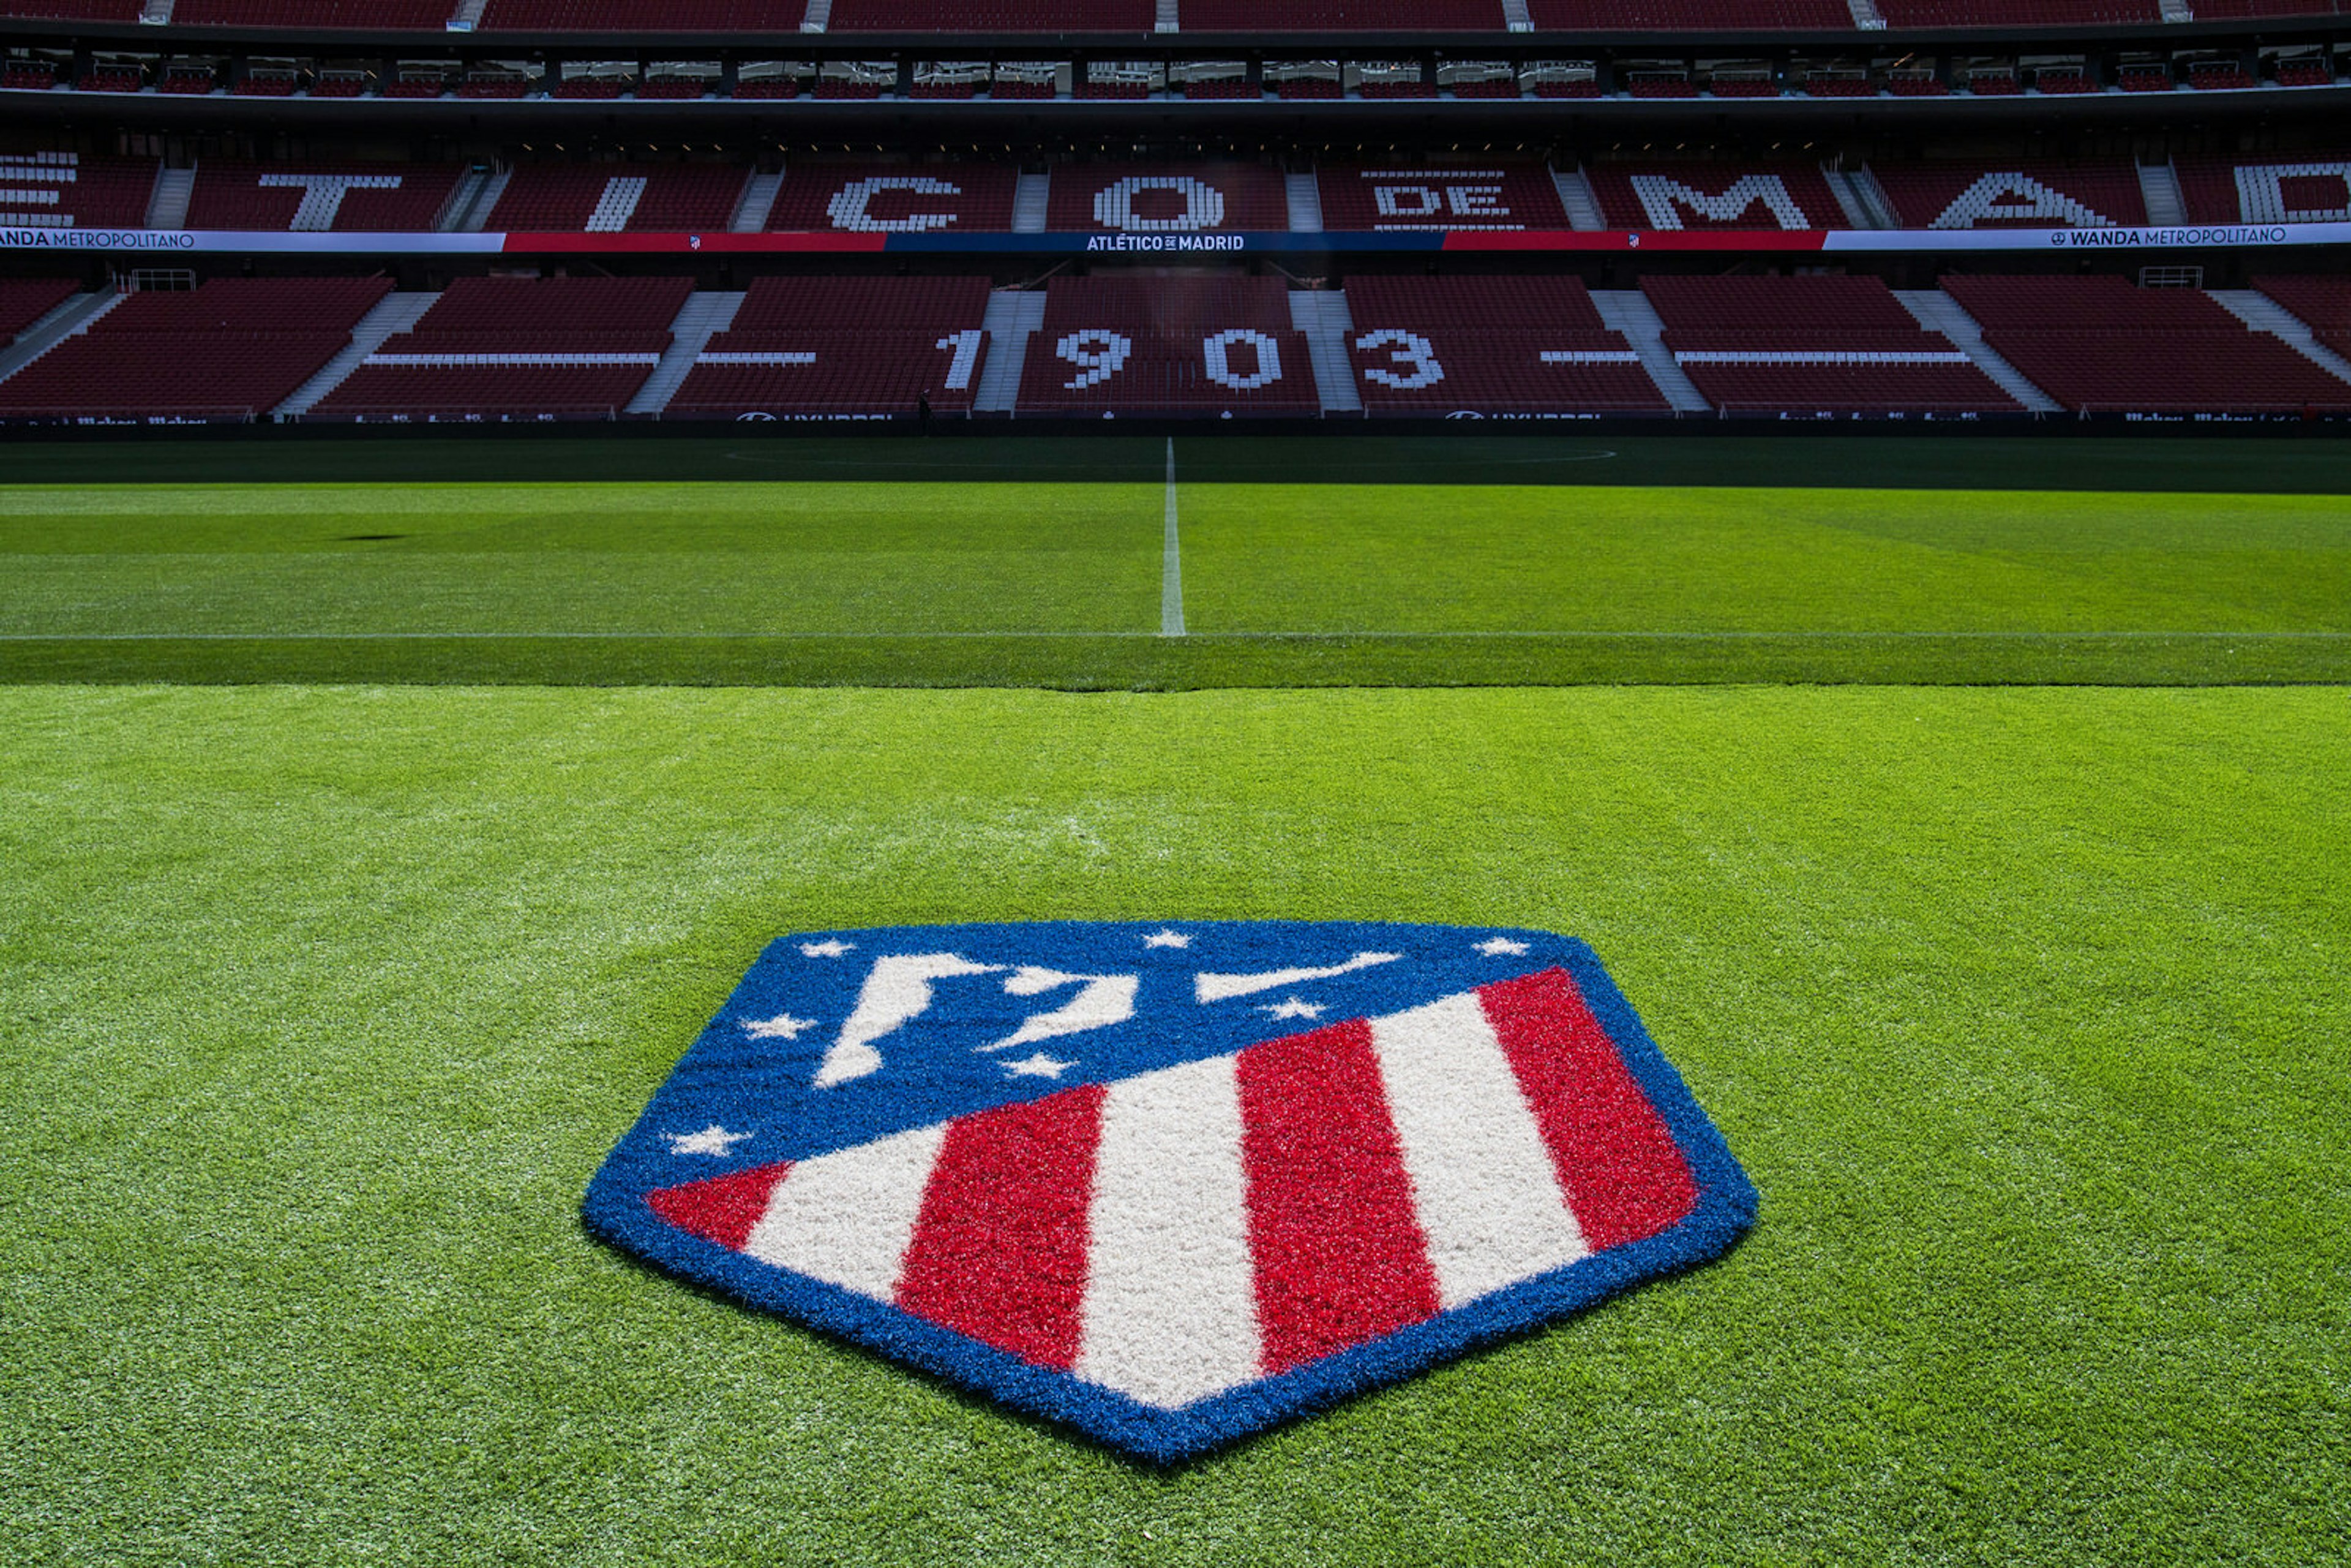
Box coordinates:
[4,476,2349,685]
[4,432,2350,493]
[2,686,2342,1565]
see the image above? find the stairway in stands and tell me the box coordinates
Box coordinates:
[1590,292,1711,411]
[1894,291,2063,410]
[274,292,438,416]
[0,292,122,384]
[2208,290,2351,385]
[144,167,194,229]
[455,169,511,231]
[1289,291,1362,415]
[973,291,1046,412]
[2136,162,2188,226]
[1011,171,1051,233]
[732,170,782,232]
[1284,171,1324,233]
[628,292,747,415]
[1550,167,1607,231]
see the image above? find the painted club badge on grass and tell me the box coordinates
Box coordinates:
[585,921,1757,1463]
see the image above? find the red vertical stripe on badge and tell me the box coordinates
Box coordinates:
[648,1161,793,1253]
[1238,1020,1442,1375]
[895,1083,1107,1370]
[1480,969,1698,1251]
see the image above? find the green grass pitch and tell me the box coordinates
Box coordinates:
[1,437,2344,1564]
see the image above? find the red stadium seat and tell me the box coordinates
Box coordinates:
[2252,275,2351,362]
[0,279,80,342]
[184,160,465,232]
[1943,274,2351,413]
[1046,163,1289,234]
[0,277,392,420]
[1642,275,2018,415]
[1015,276,1318,418]
[667,276,996,419]
[1586,161,1849,231]
[765,159,1019,234]
[1343,276,1667,416]
[484,163,748,232]
[1316,162,1570,232]
[2176,154,2351,224]
[1868,160,2146,228]
[0,152,159,230]
[315,276,694,419]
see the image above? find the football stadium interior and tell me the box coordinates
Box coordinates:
[2,0,2344,1559]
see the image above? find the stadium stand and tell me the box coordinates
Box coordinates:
[1941,274,2351,413]
[1315,162,1569,231]
[183,160,464,232]
[0,277,391,421]
[233,69,302,96]
[77,62,144,92]
[1526,0,1853,27]
[2185,60,2259,92]
[0,152,157,230]
[1179,0,1505,26]
[174,0,456,22]
[314,276,692,419]
[1642,276,2019,415]
[0,0,140,18]
[2252,275,2351,359]
[474,0,803,27]
[0,279,79,343]
[2032,66,2099,94]
[829,0,1153,28]
[666,276,992,419]
[765,159,1020,233]
[1342,275,1667,416]
[1586,162,1849,231]
[1868,161,2147,229]
[484,163,746,233]
[1047,163,1289,233]
[1875,0,2158,23]
[459,72,533,98]
[1014,276,1319,417]
[2177,154,2351,223]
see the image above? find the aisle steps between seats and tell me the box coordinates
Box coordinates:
[274,291,439,416]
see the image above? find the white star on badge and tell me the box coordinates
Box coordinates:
[1143,929,1191,949]
[800,939,854,958]
[668,1124,751,1157]
[1005,1052,1076,1079]
[743,1012,817,1040]
[1476,937,1531,956]
[1261,998,1325,1020]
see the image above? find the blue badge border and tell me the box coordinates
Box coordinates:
[583,928,1758,1465]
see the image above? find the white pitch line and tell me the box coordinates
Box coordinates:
[2,631,2345,644]
[1161,437,1185,639]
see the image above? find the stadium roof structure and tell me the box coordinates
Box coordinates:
[3,1,2349,136]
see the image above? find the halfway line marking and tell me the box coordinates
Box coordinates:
[1161,437,1185,639]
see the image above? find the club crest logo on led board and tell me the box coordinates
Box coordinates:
[584,921,1757,1463]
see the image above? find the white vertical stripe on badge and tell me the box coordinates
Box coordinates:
[1074,1052,1264,1409]
[1368,991,1589,1308]
[743,1122,950,1300]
